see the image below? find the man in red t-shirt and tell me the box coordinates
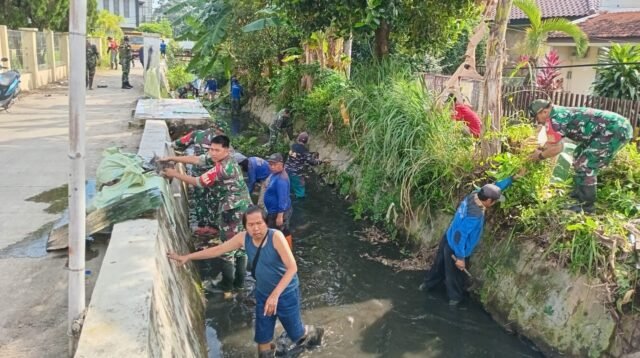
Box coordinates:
[107,37,119,70]
[449,95,482,137]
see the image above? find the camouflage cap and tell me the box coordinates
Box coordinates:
[529,99,551,118]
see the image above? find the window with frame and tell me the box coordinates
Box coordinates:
[113,0,119,15]
[103,0,109,11]
[124,0,130,17]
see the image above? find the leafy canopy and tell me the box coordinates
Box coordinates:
[0,0,97,32]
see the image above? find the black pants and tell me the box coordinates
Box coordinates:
[267,207,293,237]
[423,234,467,302]
[220,253,247,291]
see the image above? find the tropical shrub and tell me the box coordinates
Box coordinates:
[592,43,640,100]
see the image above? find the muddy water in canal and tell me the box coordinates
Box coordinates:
[203,177,542,358]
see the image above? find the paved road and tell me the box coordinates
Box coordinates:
[0,67,144,357]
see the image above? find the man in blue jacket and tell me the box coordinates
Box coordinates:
[264,153,293,248]
[421,177,514,305]
[230,78,244,114]
[235,153,271,203]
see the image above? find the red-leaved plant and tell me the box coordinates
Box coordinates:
[536,50,563,92]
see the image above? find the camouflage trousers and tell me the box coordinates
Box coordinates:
[121,63,130,83]
[573,128,632,186]
[268,125,294,149]
[192,187,218,227]
[86,66,96,88]
[218,206,248,291]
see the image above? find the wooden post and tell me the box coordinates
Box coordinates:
[68,0,87,355]
[480,0,512,158]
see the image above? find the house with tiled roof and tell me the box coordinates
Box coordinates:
[504,0,640,95]
[547,2,640,94]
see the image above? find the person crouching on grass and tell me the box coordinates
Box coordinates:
[167,206,323,358]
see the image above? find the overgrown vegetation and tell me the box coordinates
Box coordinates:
[483,126,640,313]
[167,64,194,90]
[168,0,639,318]
[138,19,174,38]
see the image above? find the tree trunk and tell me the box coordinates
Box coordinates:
[480,0,512,158]
[374,20,390,59]
[344,32,353,79]
[439,0,496,104]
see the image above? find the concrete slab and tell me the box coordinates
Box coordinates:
[74,219,158,358]
[132,99,210,128]
[137,119,171,162]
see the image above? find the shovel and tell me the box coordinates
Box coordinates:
[451,254,472,278]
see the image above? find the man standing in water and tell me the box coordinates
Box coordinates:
[168,206,323,357]
[268,108,294,150]
[171,121,226,236]
[285,132,321,199]
[421,176,517,305]
[161,135,251,297]
[528,99,632,213]
[235,153,271,206]
[264,153,293,248]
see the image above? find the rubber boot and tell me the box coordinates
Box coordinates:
[122,82,129,89]
[568,185,595,214]
[125,81,133,89]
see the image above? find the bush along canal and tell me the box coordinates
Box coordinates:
[201,176,542,357]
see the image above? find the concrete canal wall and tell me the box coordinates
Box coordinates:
[75,120,207,357]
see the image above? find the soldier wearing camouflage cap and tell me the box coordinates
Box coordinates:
[528,99,633,213]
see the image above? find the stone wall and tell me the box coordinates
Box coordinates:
[245,96,622,358]
[75,120,207,357]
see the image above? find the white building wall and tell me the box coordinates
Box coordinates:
[601,0,640,10]
[97,0,139,29]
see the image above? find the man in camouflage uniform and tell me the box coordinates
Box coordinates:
[529,99,633,213]
[268,108,293,149]
[285,132,322,199]
[119,36,133,89]
[161,135,251,296]
[172,121,227,233]
[86,40,99,90]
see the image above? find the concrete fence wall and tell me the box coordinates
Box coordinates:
[0,25,102,92]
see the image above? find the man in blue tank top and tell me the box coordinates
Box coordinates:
[168,206,323,357]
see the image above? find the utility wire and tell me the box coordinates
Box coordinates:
[478,62,640,70]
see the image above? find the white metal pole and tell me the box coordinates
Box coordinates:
[68,0,87,355]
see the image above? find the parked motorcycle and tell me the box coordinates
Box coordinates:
[0,57,21,110]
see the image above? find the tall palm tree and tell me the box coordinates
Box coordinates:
[513,0,589,66]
